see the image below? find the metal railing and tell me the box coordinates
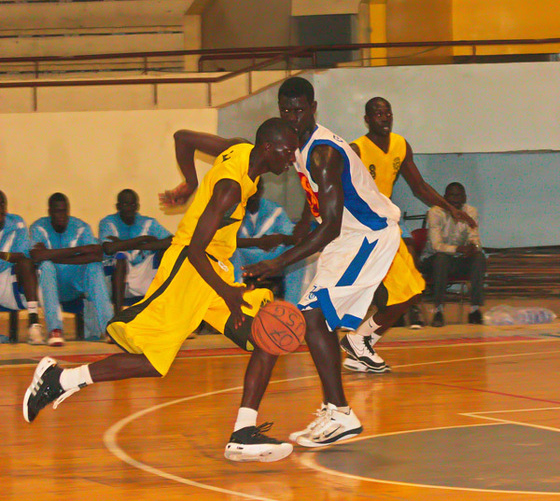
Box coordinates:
[1,38,559,108]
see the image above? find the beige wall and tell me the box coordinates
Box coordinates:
[0,108,218,235]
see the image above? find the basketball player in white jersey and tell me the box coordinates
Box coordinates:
[243,77,419,447]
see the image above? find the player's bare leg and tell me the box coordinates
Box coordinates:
[290,308,363,448]
[23,353,162,423]
[15,257,44,344]
[111,258,127,314]
[225,327,292,462]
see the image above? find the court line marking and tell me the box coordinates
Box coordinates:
[104,347,560,500]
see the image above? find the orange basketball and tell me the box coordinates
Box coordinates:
[251,300,306,355]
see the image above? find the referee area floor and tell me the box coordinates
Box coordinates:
[3,296,560,500]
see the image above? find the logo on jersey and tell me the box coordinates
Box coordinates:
[393,157,401,172]
[297,173,320,218]
[222,152,232,162]
[368,164,376,179]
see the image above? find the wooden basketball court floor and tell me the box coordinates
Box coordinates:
[3,310,560,501]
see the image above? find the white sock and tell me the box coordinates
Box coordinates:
[355,316,381,337]
[234,407,258,432]
[470,305,479,313]
[60,365,93,391]
[27,301,39,315]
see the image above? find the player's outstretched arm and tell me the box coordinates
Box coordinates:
[159,131,250,208]
[400,141,477,228]
[187,179,251,329]
[243,145,344,280]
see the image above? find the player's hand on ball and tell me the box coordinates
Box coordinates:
[242,258,283,280]
[221,284,253,329]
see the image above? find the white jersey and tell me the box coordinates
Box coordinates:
[294,124,401,233]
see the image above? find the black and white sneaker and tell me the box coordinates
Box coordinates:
[23,357,80,423]
[224,422,293,462]
[340,333,391,373]
[343,357,391,373]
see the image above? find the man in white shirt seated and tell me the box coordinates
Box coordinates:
[420,182,486,327]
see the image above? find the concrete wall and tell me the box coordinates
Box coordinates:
[0,108,218,234]
[218,64,560,247]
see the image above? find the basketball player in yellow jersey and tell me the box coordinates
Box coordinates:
[340,97,476,373]
[24,118,301,463]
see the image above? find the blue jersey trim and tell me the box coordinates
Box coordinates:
[315,288,363,331]
[336,237,378,287]
[307,139,388,231]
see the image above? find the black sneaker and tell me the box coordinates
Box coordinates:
[23,357,80,423]
[340,334,391,373]
[468,309,483,324]
[224,422,293,462]
[408,305,425,329]
[431,311,444,328]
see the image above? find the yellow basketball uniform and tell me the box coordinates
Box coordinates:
[107,143,273,376]
[352,134,425,306]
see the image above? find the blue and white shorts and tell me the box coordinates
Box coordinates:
[298,222,400,331]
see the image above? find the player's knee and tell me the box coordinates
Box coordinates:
[224,315,254,351]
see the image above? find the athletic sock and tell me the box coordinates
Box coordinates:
[355,316,381,337]
[234,407,258,432]
[60,365,94,391]
[27,301,39,326]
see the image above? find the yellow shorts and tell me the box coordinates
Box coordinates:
[107,244,273,376]
[382,238,425,306]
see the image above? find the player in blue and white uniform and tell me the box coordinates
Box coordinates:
[30,193,113,346]
[99,189,172,314]
[244,77,419,448]
[0,191,44,344]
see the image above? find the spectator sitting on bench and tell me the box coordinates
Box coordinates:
[0,191,44,344]
[420,182,486,327]
[30,193,113,346]
[99,189,172,314]
[231,178,309,305]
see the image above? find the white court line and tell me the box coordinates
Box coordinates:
[104,347,560,500]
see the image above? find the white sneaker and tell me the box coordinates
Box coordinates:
[296,403,363,448]
[343,356,391,374]
[289,403,328,442]
[27,324,45,345]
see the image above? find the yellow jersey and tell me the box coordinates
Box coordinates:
[352,133,406,198]
[173,143,258,260]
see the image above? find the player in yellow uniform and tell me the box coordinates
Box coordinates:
[340,97,476,373]
[24,118,300,463]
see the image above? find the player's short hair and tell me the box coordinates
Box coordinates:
[445,182,466,194]
[365,97,391,115]
[254,118,296,146]
[278,77,314,104]
[48,192,69,208]
[117,188,139,204]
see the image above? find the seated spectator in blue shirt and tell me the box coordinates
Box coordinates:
[30,193,113,346]
[0,191,44,344]
[99,189,172,314]
[231,178,311,305]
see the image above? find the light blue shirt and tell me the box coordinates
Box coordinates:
[30,216,97,250]
[0,214,31,273]
[98,213,171,266]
